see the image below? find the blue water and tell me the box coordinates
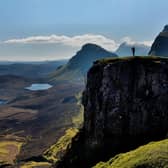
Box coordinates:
[0,100,8,105]
[25,83,53,91]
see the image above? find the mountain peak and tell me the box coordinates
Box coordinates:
[163,25,168,32]
[149,25,168,56]
[81,43,105,51]
[50,43,117,82]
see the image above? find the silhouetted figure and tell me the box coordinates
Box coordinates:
[131,47,135,56]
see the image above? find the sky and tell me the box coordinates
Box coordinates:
[0,0,167,61]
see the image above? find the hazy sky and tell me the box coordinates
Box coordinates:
[0,0,167,61]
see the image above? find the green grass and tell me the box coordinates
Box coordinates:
[72,92,84,128]
[93,139,168,168]
[0,141,23,165]
[43,128,79,163]
[72,107,84,128]
[21,161,51,168]
[43,91,83,165]
[96,56,168,65]
[49,64,84,82]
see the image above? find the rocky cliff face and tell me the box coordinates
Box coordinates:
[56,56,168,168]
[83,56,168,164]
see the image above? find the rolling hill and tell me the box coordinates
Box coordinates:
[0,60,67,79]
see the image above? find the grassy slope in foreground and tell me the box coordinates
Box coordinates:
[0,141,22,165]
[20,161,51,168]
[93,139,168,168]
[43,92,83,164]
[43,128,79,163]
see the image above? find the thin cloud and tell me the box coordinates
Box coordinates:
[4,34,119,51]
[4,34,153,52]
[121,36,153,47]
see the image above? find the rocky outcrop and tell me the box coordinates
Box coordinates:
[149,25,168,56]
[56,56,168,168]
[83,56,168,165]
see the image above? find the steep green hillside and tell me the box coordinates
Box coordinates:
[43,128,79,163]
[50,43,117,82]
[93,139,168,168]
[43,92,83,164]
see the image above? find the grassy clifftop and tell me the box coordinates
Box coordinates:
[93,139,168,168]
[95,56,168,65]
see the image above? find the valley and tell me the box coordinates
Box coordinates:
[1,1,167,168]
[0,73,83,167]
[1,25,168,168]
[0,43,116,167]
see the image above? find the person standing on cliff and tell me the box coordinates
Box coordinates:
[131,47,135,56]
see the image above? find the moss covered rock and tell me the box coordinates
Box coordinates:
[93,139,168,168]
[43,128,78,163]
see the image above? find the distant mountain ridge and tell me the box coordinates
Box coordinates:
[149,25,168,56]
[50,43,118,82]
[116,42,150,56]
[0,60,67,79]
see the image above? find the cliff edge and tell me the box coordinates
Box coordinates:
[57,56,168,168]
